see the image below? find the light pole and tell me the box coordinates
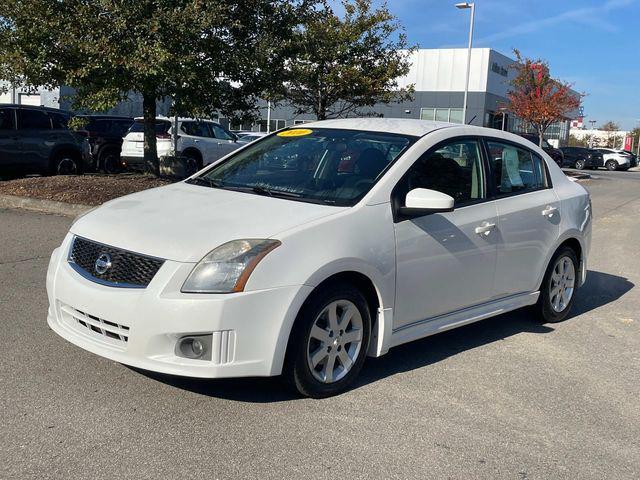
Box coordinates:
[588,120,597,148]
[456,2,475,125]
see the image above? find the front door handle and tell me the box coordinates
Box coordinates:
[542,206,557,217]
[475,222,496,236]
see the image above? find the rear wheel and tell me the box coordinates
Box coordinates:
[52,152,81,175]
[283,282,371,398]
[605,159,618,171]
[574,158,586,170]
[183,151,202,177]
[536,246,578,323]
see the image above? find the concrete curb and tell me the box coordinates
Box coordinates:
[0,194,93,217]
[562,170,591,180]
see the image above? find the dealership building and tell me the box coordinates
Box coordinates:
[1,48,575,145]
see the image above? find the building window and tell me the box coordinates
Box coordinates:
[435,108,449,122]
[258,119,286,132]
[449,109,463,124]
[420,108,435,121]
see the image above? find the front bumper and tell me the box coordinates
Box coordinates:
[46,235,312,378]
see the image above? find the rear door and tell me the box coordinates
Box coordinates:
[0,108,20,170]
[485,138,560,297]
[17,108,52,172]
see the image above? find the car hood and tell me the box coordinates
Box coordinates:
[71,182,347,262]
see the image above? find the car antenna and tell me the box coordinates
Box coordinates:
[466,115,476,125]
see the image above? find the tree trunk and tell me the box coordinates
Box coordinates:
[142,93,159,176]
[538,128,545,148]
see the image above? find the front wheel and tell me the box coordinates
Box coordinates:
[283,283,371,398]
[100,150,122,174]
[574,158,586,170]
[536,247,579,323]
[605,159,618,171]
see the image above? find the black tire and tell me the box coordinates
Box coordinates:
[536,246,579,323]
[283,282,371,398]
[574,158,586,170]
[52,152,81,175]
[605,159,618,171]
[183,151,202,177]
[99,149,122,174]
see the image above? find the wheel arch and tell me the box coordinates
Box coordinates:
[537,235,585,291]
[48,144,83,173]
[182,147,203,166]
[271,266,389,376]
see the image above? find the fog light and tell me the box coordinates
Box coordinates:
[176,334,212,361]
[191,339,204,357]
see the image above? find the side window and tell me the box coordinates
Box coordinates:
[18,109,51,130]
[210,123,234,141]
[49,112,69,129]
[181,121,210,137]
[114,120,133,135]
[487,141,547,195]
[398,138,485,206]
[0,109,15,130]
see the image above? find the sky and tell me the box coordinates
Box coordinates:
[339,0,640,130]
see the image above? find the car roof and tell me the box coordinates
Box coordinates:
[300,118,454,137]
[0,103,72,115]
[77,114,133,120]
[133,116,221,123]
[298,118,549,147]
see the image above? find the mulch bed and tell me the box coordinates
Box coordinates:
[0,174,173,206]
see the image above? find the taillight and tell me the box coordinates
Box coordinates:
[156,132,171,139]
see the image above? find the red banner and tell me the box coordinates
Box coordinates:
[624,136,633,151]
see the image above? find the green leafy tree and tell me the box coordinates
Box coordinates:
[1,1,298,174]
[283,0,415,120]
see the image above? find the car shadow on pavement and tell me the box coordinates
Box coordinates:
[132,269,633,402]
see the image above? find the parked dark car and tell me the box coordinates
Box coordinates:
[74,115,133,173]
[559,147,604,170]
[621,150,638,168]
[0,104,90,177]
[518,134,564,167]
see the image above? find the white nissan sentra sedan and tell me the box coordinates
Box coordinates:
[46,119,591,398]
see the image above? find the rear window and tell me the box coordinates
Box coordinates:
[129,120,171,134]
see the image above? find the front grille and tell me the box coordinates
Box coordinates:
[69,236,164,288]
[60,304,129,346]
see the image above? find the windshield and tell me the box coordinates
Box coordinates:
[189,128,415,206]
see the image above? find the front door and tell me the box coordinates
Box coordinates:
[484,139,560,297]
[393,137,498,330]
[0,108,20,171]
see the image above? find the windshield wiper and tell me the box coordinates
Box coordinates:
[251,186,302,199]
[251,185,274,197]
[186,177,223,188]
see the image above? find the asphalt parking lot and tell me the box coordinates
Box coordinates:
[1,170,639,480]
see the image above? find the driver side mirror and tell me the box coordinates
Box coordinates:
[397,188,454,219]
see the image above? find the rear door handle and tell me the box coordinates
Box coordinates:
[475,222,496,236]
[542,206,557,217]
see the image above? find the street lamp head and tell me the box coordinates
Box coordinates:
[455,2,473,8]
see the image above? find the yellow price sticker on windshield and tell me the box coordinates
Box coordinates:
[277,128,313,137]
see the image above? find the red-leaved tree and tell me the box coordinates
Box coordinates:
[507,50,582,147]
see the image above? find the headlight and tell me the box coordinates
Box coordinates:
[181,239,281,293]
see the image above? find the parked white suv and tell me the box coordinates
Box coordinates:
[47,119,591,398]
[595,148,631,171]
[120,117,241,172]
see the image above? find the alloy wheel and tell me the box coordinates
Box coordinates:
[306,299,363,383]
[549,256,575,313]
[56,157,78,175]
[575,159,585,170]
